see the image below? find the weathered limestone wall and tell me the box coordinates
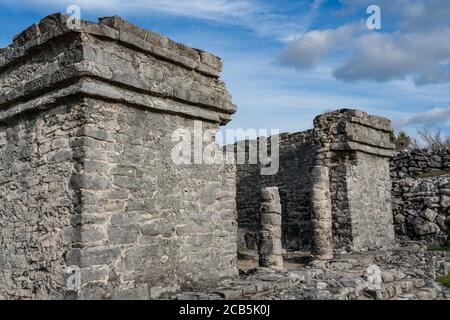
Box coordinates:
[67,99,238,299]
[346,152,394,249]
[0,102,83,299]
[235,132,315,251]
[235,109,396,253]
[391,148,450,245]
[0,14,237,299]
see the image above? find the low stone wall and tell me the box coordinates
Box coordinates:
[391,147,450,179]
[391,148,450,245]
[392,176,450,244]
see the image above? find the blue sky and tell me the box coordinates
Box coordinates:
[1,0,449,139]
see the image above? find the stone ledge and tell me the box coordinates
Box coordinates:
[0,78,231,124]
[343,122,395,151]
[343,109,392,133]
[331,141,395,158]
[314,109,393,133]
[0,14,236,125]
[4,14,222,78]
[0,61,236,123]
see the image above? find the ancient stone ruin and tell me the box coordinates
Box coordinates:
[0,14,449,300]
[0,14,237,299]
[236,109,396,255]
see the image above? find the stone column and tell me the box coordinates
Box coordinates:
[311,166,333,260]
[258,187,283,270]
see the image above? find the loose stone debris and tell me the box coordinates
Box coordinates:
[173,243,449,300]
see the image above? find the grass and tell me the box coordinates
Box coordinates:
[416,170,449,179]
[430,245,450,252]
[437,272,450,288]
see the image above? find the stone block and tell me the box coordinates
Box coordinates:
[260,213,282,226]
[141,221,174,237]
[68,247,121,267]
[108,225,139,245]
[81,225,107,243]
[420,208,438,222]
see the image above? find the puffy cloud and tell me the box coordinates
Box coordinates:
[340,0,450,31]
[278,23,360,70]
[334,30,450,85]
[278,0,450,86]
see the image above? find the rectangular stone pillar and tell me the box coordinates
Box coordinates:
[314,109,396,252]
[0,14,237,299]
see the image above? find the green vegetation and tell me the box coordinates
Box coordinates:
[437,272,450,288]
[430,245,450,252]
[416,170,450,179]
[394,131,411,150]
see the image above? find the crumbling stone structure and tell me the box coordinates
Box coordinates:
[0,14,237,299]
[3,12,443,302]
[258,187,283,270]
[236,109,396,254]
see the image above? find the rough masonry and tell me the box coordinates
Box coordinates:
[0,14,237,299]
[235,109,396,254]
[391,148,450,244]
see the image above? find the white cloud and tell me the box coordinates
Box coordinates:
[340,0,450,31]
[0,0,315,41]
[334,29,450,85]
[278,23,362,70]
[393,107,450,128]
[8,0,256,18]
[278,0,450,86]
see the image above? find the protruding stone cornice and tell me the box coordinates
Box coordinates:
[0,14,236,125]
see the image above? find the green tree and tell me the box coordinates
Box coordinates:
[394,131,411,150]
